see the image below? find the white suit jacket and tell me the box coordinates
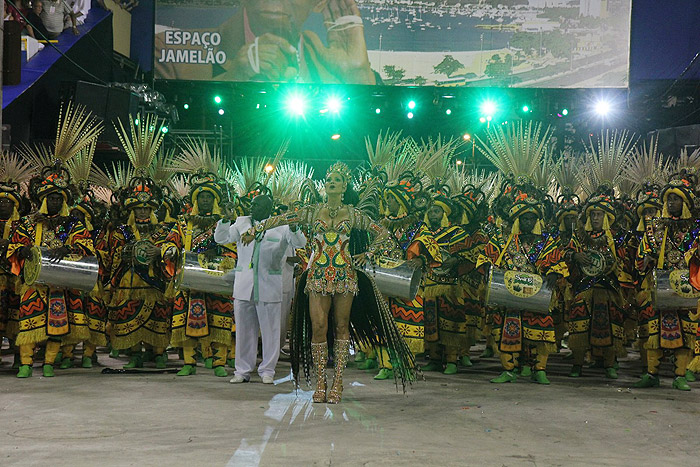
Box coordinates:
[214,216,306,302]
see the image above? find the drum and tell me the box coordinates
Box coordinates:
[23,246,98,292]
[177,251,236,296]
[363,257,422,301]
[654,269,700,311]
[486,267,552,314]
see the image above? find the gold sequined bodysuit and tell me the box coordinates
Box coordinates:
[264,205,389,296]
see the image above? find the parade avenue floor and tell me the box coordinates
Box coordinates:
[0,345,697,467]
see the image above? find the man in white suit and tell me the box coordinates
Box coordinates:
[214,195,306,384]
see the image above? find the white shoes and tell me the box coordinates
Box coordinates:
[229,375,249,384]
[262,375,274,384]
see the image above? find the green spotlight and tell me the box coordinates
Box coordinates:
[326,96,342,113]
[562,108,569,116]
[522,105,529,113]
[480,100,496,117]
[445,109,452,115]
[375,108,381,114]
[408,100,416,110]
[134,118,140,126]
[286,94,307,116]
[214,95,222,104]
[218,109,225,116]
[161,126,169,134]
[183,103,189,110]
[407,112,414,119]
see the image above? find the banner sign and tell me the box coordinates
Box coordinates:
[155,0,631,88]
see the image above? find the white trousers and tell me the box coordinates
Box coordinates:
[280,290,293,349]
[234,299,282,379]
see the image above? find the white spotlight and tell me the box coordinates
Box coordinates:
[594,100,611,117]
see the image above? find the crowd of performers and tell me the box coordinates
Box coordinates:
[2,105,700,404]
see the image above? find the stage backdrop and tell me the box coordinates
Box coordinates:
[154,0,631,88]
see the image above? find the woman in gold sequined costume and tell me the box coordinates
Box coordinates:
[243,162,416,404]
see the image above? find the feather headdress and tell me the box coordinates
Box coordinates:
[621,135,669,192]
[576,130,637,196]
[114,113,166,177]
[476,121,552,183]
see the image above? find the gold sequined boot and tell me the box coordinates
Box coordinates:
[311,342,328,403]
[328,339,350,404]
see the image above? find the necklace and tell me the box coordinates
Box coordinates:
[326,203,341,219]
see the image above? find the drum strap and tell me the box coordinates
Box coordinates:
[495,233,514,267]
[657,227,669,269]
[184,221,194,252]
[34,222,43,246]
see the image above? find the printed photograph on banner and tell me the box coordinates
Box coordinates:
[154,0,632,88]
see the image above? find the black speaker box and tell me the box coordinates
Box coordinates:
[3,20,22,86]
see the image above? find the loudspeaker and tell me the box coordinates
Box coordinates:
[3,20,22,86]
[73,81,139,144]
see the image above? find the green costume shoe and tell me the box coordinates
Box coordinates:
[124,354,143,369]
[59,357,73,369]
[16,365,32,378]
[204,357,214,369]
[53,351,62,365]
[227,358,235,368]
[490,371,516,383]
[605,367,618,379]
[421,361,443,372]
[154,355,167,369]
[519,365,532,377]
[443,363,458,375]
[177,364,196,376]
[460,355,473,367]
[480,347,494,358]
[214,366,227,377]
[109,348,120,358]
[673,376,691,391]
[81,356,93,368]
[143,349,155,363]
[633,373,660,388]
[532,370,550,385]
[357,358,378,370]
[685,370,696,382]
[569,365,582,378]
[43,364,55,377]
[374,368,394,380]
[354,351,366,363]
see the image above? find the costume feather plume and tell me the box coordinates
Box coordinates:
[90,161,134,191]
[365,130,404,170]
[414,135,464,185]
[621,135,669,191]
[53,101,103,164]
[576,130,637,196]
[475,121,552,181]
[66,139,97,192]
[675,147,700,174]
[268,160,314,207]
[114,113,166,175]
[17,142,55,171]
[174,138,222,177]
[0,150,37,186]
[151,148,178,188]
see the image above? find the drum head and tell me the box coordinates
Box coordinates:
[133,240,152,266]
[581,250,607,277]
[23,246,42,286]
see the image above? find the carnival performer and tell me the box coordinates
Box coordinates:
[450,186,490,368]
[163,141,238,377]
[634,174,700,390]
[371,173,440,380]
[243,162,415,403]
[0,152,33,365]
[214,194,306,384]
[565,191,631,379]
[8,104,100,378]
[101,114,172,369]
[476,121,563,384]
[421,192,471,374]
[482,189,563,384]
[549,190,580,350]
